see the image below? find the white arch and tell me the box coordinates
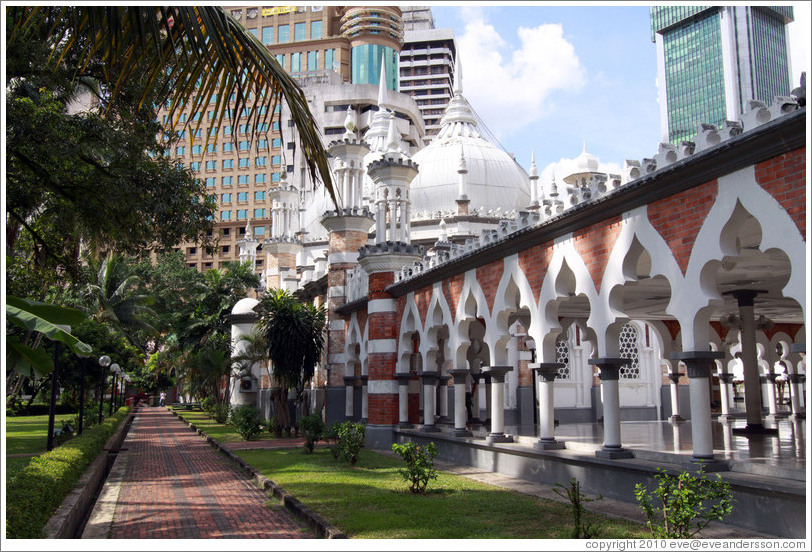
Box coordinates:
[488,255,538,365]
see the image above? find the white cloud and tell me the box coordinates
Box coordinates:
[457,17,587,140]
[787,3,810,86]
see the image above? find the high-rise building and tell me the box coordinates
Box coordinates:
[651,6,794,143]
[399,6,456,142]
[158,6,405,273]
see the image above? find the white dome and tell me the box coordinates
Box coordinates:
[232,297,259,315]
[409,93,530,215]
[574,143,599,172]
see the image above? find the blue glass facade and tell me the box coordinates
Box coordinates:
[351,44,399,90]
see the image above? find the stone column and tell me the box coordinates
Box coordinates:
[668,371,685,422]
[672,351,728,471]
[484,366,513,444]
[343,376,355,419]
[437,374,451,423]
[471,372,484,424]
[420,371,440,432]
[395,372,413,428]
[589,358,633,459]
[360,374,369,422]
[717,372,735,423]
[789,343,805,419]
[531,363,565,450]
[449,369,472,437]
[483,373,493,427]
[725,290,767,432]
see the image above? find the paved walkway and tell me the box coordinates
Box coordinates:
[85,407,313,539]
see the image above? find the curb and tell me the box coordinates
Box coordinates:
[169,408,347,539]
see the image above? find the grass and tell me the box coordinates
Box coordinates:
[169,406,263,443]
[238,447,648,539]
[5,413,75,483]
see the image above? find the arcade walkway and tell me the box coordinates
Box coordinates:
[82,407,313,539]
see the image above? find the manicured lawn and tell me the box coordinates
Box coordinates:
[5,413,76,484]
[237,447,648,539]
[169,407,259,443]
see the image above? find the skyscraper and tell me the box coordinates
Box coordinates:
[651,6,794,143]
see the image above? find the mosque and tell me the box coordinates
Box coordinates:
[228,61,807,537]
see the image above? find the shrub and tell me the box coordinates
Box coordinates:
[298,412,325,453]
[230,405,263,440]
[199,397,214,415]
[391,441,439,494]
[6,406,131,538]
[553,477,603,538]
[634,468,734,539]
[212,404,230,424]
[325,422,342,460]
[336,421,366,465]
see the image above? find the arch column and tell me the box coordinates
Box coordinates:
[484,366,513,444]
[437,374,451,423]
[717,372,735,423]
[788,343,805,419]
[360,374,369,422]
[531,363,565,450]
[589,358,633,459]
[343,376,355,419]
[471,372,484,425]
[420,371,440,432]
[672,351,729,471]
[395,372,413,428]
[449,369,472,437]
[668,371,685,422]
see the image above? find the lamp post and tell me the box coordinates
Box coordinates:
[98,356,111,424]
[77,354,88,435]
[109,363,120,415]
[47,325,70,451]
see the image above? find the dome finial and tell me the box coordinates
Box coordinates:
[377,51,389,109]
[582,140,588,154]
[454,52,463,96]
[529,149,538,178]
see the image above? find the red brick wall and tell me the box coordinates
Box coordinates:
[572,215,623,292]
[648,181,718,275]
[477,259,504,312]
[367,393,398,425]
[518,244,555,303]
[414,287,432,326]
[329,229,369,254]
[442,274,464,324]
[755,148,806,239]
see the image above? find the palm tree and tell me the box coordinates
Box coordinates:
[81,254,157,351]
[7,6,335,204]
[257,289,326,434]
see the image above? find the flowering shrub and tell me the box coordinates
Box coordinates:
[230,405,263,440]
[335,421,366,465]
[391,441,439,494]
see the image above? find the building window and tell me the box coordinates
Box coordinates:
[206,143,217,154]
[222,159,233,169]
[311,21,322,40]
[619,323,641,380]
[239,124,249,134]
[275,54,285,69]
[176,146,185,156]
[239,158,249,168]
[239,140,250,151]
[221,211,232,221]
[223,142,234,152]
[262,26,273,44]
[221,245,230,254]
[307,50,319,71]
[192,145,203,155]
[255,174,267,185]
[205,177,216,187]
[254,208,266,218]
[205,160,216,170]
[237,209,248,220]
[241,107,251,117]
[255,191,266,201]
[254,226,265,236]
[256,122,268,132]
[257,139,268,150]
[221,193,232,203]
[238,174,249,185]
[237,192,249,202]
[272,121,280,131]
[325,48,335,71]
[224,125,232,135]
[291,52,302,73]
[272,138,282,147]
[255,156,267,167]
[222,176,233,186]
[271,155,281,165]
[294,22,306,41]
[271,173,281,182]
[189,161,201,171]
[278,24,289,43]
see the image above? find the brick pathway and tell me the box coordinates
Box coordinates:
[109,408,313,539]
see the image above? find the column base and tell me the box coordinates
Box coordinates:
[453,428,473,437]
[420,425,441,433]
[685,457,730,472]
[398,422,414,429]
[669,415,685,423]
[789,412,805,421]
[595,446,634,459]
[732,424,778,436]
[486,433,514,444]
[436,415,452,424]
[534,438,565,451]
[716,414,736,424]
[765,413,790,423]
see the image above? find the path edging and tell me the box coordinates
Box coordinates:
[170,408,347,539]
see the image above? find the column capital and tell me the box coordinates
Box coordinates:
[439,374,452,385]
[394,372,412,384]
[790,343,805,354]
[419,371,440,385]
[717,372,735,384]
[530,363,563,382]
[723,289,767,307]
[359,374,369,384]
[343,376,357,386]
[667,372,685,384]
[483,365,512,383]
[589,358,625,381]
[671,351,724,378]
[449,368,470,384]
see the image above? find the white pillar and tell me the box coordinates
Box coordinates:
[343,376,355,418]
[531,364,565,450]
[590,358,633,459]
[764,373,779,420]
[360,375,369,421]
[718,372,735,422]
[450,369,472,437]
[420,372,440,432]
[395,372,412,428]
[728,290,765,430]
[484,366,513,444]
[438,374,450,422]
[668,370,684,422]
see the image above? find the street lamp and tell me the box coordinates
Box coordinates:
[98,355,111,424]
[76,352,89,435]
[109,363,120,415]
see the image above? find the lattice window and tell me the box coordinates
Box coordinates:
[555,337,571,380]
[619,323,640,379]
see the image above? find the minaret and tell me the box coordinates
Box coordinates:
[320,106,375,427]
[456,146,470,216]
[528,150,540,211]
[543,170,564,218]
[264,171,301,290]
[237,218,260,272]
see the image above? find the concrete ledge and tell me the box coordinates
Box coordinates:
[43,412,134,539]
[172,410,347,539]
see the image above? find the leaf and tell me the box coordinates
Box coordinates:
[6,302,93,356]
[6,295,88,326]
[5,335,55,377]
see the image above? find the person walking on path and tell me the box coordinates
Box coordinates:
[159,390,166,407]
[97,407,312,539]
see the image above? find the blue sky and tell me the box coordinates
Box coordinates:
[429,2,810,181]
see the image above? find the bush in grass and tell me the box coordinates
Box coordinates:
[325,422,342,460]
[336,421,366,465]
[391,441,439,494]
[298,412,325,453]
[199,397,214,415]
[5,406,131,538]
[212,404,230,424]
[230,405,263,440]
[634,468,734,539]
[553,477,603,538]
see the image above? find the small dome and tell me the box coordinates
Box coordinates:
[574,142,599,172]
[232,297,259,315]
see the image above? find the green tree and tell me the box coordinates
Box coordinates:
[257,289,326,434]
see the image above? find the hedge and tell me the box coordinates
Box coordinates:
[5,406,131,539]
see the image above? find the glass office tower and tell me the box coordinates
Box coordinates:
[651,6,794,144]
